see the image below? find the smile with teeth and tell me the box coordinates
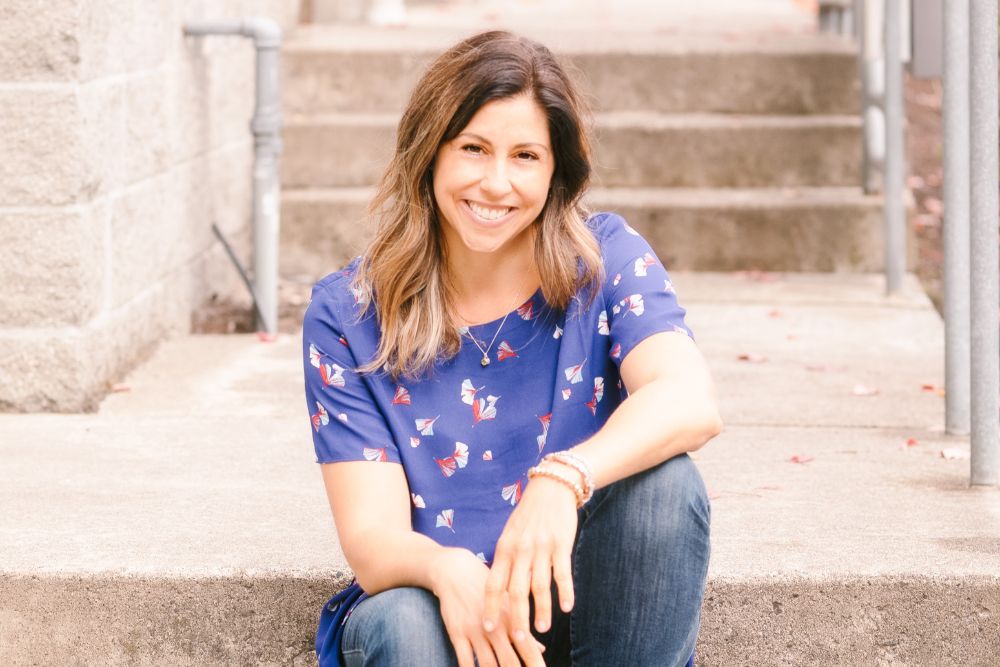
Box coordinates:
[466,200,513,221]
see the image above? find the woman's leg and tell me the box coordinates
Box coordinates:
[339,587,458,667]
[548,452,712,667]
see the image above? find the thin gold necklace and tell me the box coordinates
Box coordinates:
[457,277,532,367]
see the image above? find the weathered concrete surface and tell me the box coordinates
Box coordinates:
[279,187,893,276]
[1,273,997,665]
[282,112,862,189]
[283,28,858,116]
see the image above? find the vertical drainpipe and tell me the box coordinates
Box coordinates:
[183,18,283,336]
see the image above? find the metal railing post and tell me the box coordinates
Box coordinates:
[968,0,1000,486]
[943,0,971,436]
[883,0,906,294]
[183,18,283,336]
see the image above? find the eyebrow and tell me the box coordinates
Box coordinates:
[455,133,551,155]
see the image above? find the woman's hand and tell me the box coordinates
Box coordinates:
[429,547,546,667]
[483,474,579,642]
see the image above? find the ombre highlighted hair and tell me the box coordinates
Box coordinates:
[352,30,603,380]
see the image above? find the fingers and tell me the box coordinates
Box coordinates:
[452,636,476,667]
[507,540,534,639]
[469,636,499,667]
[512,629,547,667]
[482,551,511,632]
[531,550,553,634]
[552,542,575,613]
[485,629,521,667]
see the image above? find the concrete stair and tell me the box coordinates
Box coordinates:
[278,25,887,280]
[3,273,997,665]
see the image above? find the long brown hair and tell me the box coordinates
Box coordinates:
[353,30,603,380]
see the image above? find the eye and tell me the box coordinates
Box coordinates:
[461,144,484,155]
[516,151,539,161]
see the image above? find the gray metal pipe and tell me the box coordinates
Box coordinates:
[183,18,283,336]
[883,0,906,294]
[969,0,1000,486]
[942,0,971,436]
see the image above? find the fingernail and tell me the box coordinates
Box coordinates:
[483,620,495,632]
[537,620,549,633]
[515,630,526,642]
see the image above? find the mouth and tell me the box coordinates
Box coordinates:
[462,199,517,226]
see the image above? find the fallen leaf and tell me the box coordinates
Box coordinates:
[921,384,936,392]
[786,334,798,341]
[788,454,814,464]
[940,447,970,460]
[707,488,722,500]
[767,309,783,318]
[906,438,919,447]
[737,353,768,363]
[256,332,278,343]
[111,383,131,393]
[852,383,880,396]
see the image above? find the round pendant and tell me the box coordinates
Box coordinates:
[481,356,490,367]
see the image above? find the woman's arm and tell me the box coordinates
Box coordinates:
[483,330,723,639]
[321,461,546,667]
[321,460,440,594]
[569,329,723,489]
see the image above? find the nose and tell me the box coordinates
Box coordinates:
[480,157,513,198]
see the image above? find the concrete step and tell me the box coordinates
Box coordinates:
[281,112,862,189]
[283,26,859,116]
[2,274,997,665]
[279,186,896,279]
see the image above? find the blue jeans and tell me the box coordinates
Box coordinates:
[340,453,711,666]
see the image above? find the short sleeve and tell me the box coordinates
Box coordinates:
[597,213,694,370]
[302,281,401,465]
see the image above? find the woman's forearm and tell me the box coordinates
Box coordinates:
[346,527,460,595]
[569,377,722,490]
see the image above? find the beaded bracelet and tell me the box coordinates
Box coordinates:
[527,464,586,508]
[543,451,595,505]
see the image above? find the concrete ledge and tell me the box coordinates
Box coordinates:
[279,187,890,276]
[281,113,862,189]
[700,577,1000,665]
[2,274,996,665]
[282,26,858,115]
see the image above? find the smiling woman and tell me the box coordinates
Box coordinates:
[303,30,720,667]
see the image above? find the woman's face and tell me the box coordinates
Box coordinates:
[432,93,555,263]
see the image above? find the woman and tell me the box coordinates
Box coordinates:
[303,30,722,667]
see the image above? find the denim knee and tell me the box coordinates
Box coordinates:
[595,452,711,541]
[341,587,456,667]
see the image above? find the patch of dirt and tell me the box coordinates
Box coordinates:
[191,277,313,335]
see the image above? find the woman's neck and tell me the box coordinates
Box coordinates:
[444,246,540,327]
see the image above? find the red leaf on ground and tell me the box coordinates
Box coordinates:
[256,332,278,343]
[906,438,919,447]
[737,353,768,363]
[111,383,131,393]
[767,309,783,318]
[788,455,814,464]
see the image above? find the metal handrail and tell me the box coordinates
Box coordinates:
[853,0,998,486]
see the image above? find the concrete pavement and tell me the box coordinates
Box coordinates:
[1,271,998,665]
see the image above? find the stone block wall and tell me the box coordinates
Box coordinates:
[0,0,300,412]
